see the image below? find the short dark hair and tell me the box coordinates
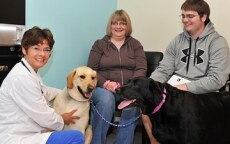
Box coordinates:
[21,26,55,51]
[181,0,210,25]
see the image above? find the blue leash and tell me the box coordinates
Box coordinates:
[90,101,141,127]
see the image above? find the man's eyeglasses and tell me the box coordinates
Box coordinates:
[179,14,198,19]
[111,21,127,27]
[31,46,52,54]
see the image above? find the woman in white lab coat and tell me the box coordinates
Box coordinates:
[0,26,84,144]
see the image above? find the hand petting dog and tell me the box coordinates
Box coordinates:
[62,109,80,125]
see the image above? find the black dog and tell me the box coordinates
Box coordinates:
[116,77,230,144]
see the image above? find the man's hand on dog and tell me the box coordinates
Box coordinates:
[175,83,188,91]
[61,109,80,125]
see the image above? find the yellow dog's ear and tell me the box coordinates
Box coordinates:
[67,70,77,89]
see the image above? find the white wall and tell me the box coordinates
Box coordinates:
[118,0,230,52]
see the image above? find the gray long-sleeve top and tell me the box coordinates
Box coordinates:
[151,22,230,94]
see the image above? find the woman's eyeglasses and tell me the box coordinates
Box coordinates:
[111,21,127,27]
[31,46,52,54]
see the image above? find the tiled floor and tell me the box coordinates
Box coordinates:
[105,110,143,144]
[106,126,142,144]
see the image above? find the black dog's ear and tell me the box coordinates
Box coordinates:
[148,79,164,105]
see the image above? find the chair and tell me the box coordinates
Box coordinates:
[142,51,163,144]
[145,51,164,77]
[219,76,230,92]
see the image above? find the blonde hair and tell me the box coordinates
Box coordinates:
[106,9,132,36]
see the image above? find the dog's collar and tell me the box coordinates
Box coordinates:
[152,88,166,114]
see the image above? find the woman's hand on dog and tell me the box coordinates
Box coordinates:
[61,109,80,125]
[103,80,121,93]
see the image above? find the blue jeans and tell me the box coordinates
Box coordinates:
[46,130,84,144]
[90,87,140,144]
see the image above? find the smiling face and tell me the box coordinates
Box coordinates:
[111,20,127,39]
[22,40,51,72]
[106,10,132,38]
[21,27,54,72]
[181,10,207,38]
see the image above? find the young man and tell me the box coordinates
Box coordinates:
[143,0,230,143]
[151,0,230,94]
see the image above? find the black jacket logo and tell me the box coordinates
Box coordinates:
[181,48,204,64]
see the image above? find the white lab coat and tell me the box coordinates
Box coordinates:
[0,58,64,144]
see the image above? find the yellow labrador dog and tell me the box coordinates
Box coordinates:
[54,66,97,144]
